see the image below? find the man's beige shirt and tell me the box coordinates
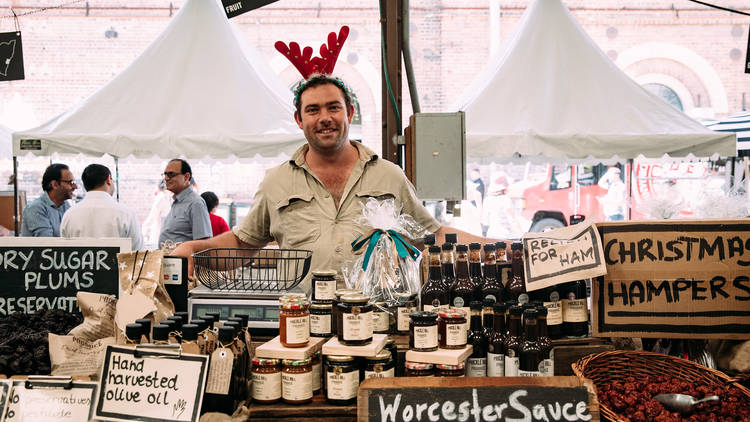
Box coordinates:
[234,142,441,292]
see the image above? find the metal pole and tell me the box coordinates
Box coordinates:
[114,156,120,201]
[402,0,420,114]
[381,0,403,165]
[627,158,634,220]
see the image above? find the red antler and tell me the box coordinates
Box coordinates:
[275,26,350,79]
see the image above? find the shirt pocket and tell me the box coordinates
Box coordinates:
[351,188,398,237]
[275,193,321,246]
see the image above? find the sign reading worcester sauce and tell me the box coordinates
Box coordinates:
[595,220,750,339]
[521,222,607,292]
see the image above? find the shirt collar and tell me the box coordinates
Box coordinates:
[289,141,379,168]
[41,192,66,209]
[173,188,193,202]
[83,190,114,201]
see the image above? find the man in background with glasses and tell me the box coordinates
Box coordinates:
[20,163,76,237]
[158,159,212,247]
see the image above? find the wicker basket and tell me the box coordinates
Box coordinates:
[572,350,750,422]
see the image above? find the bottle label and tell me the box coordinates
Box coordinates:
[285,315,310,344]
[540,357,554,377]
[423,303,447,313]
[484,294,497,303]
[466,358,487,377]
[445,323,467,346]
[453,297,465,308]
[487,352,505,376]
[252,371,281,401]
[314,279,336,301]
[327,370,359,400]
[364,367,395,379]
[342,312,373,341]
[312,361,322,391]
[397,305,415,331]
[544,301,563,325]
[310,314,331,335]
[518,293,530,305]
[562,299,588,322]
[373,311,390,332]
[518,369,541,377]
[282,371,313,401]
[414,325,438,349]
[505,354,519,376]
[457,306,470,338]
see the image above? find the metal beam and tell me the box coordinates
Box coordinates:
[381,0,403,164]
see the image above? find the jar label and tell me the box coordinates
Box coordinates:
[487,352,505,376]
[312,361,322,391]
[540,358,554,377]
[562,299,588,322]
[504,356,519,376]
[413,325,438,349]
[310,314,331,335]
[364,367,394,379]
[282,371,313,401]
[285,315,310,344]
[423,303,445,313]
[466,357,487,377]
[342,312,373,341]
[314,279,336,301]
[446,323,467,346]
[544,301,563,325]
[327,370,359,400]
[397,305,415,331]
[518,369,541,377]
[252,371,281,401]
[373,311,390,332]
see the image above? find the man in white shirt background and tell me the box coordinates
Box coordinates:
[61,163,144,250]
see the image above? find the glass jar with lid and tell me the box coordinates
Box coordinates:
[395,292,418,334]
[279,294,310,348]
[337,295,373,346]
[438,308,467,349]
[312,269,337,302]
[310,301,333,337]
[372,301,393,334]
[251,358,281,404]
[333,288,361,337]
[435,362,465,377]
[405,361,434,377]
[281,358,313,404]
[409,311,438,352]
[326,355,359,405]
[364,350,395,379]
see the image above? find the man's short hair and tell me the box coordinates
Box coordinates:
[42,163,69,192]
[169,158,192,181]
[82,164,111,191]
[294,73,353,117]
[200,191,219,212]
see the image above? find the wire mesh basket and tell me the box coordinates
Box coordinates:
[193,248,312,291]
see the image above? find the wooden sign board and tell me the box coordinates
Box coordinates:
[522,222,607,291]
[5,378,98,422]
[0,238,130,316]
[95,345,209,422]
[595,220,750,339]
[358,376,599,422]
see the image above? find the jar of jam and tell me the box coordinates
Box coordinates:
[326,355,359,405]
[409,311,438,352]
[364,350,395,379]
[333,288,361,337]
[312,270,337,302]
[438,308,467,349]
[435,362,465,377]
[405,361,434,377]
[310,302,333,337]
[372,301,392,334]
[395,293,417,334]
[281,358,313,404]
[311,351,323,393]
[251,358,281,404]
[279,294,310,348]
[337,295,373,346]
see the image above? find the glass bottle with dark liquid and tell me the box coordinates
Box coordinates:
[422,245,448,312]
[495,241,512,302]
[468,243,484,301]
[450,244,474,338]
[535,305,553,377]
[519,309,541,377]
[541,284,564,339]
[503,305,523,376]
[441,242,456,296]
[481,243,504,304]
[420,233,436,288]
[507,242,529,304]
[562,279,589,338]
[465,301,488,377]
[487,301,506,376]
[481,298,495,341]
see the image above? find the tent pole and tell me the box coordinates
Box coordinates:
[114,156,120,202]
[13,156,18,236]
[627,158,633,220]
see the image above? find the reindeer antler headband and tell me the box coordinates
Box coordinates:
[275,26,350,79]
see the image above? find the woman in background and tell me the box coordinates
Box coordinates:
[201,191,229,236]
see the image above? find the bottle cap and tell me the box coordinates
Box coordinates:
[445,233,458,244]
[191,318,207,331]
[409,311,438,321]
[493,301,507,313]
[441,242,453,251]
[469,300,483,310]
[175,312,189,322]
[483,243,495,251]
[456,244,468,252]
[234,313,249,328]
[167,315,183,331]
[181,324,199,341]
[424,233,436,245]
[135,318,151,334]
[125,323,143,341]
[218,326,235,343]
[152,324,170,342]
[495,241,507,249]
[469,242,481,250]
[482,297,496,307]
[511,242,523,251]
[510,305,523,316]
[428,245,441,253]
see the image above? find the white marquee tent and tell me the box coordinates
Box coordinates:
[0,124,11,159]
[12,0,304,159]
[454,0,735,163]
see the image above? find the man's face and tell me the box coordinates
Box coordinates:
[163,161,190,195]
[53,169,77,200]
[294,83,354,154]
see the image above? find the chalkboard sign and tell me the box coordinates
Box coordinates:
[0,238,130,316]
[595,220,750,339]
[5,378,98,422]
[358,377,599,422]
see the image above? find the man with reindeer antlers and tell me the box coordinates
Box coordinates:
[173,27,495,293]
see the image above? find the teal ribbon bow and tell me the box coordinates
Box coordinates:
[351,229,421,271]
